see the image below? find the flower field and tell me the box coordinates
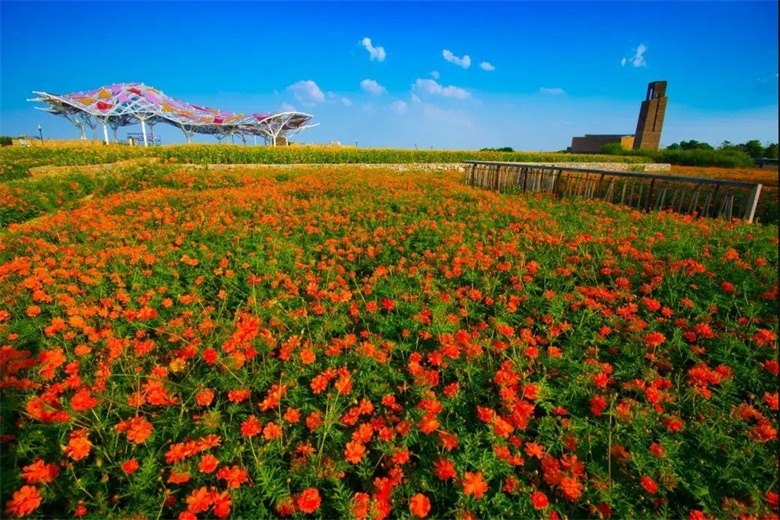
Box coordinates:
[0,164,778,519]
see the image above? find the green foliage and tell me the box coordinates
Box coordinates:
[479,147,515,152]
[0,144,650,183]
[0,136,12,147]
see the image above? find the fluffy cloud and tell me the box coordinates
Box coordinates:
[279,102,297,112]
[328,92,353,106]
[430,71,440,79]
[414,78,471,100]
[442,49,471,69]
[360,37,386,62]
[360,79,387,95]
[622,44,647,67]
[480,61,495,71]
[390,100,408,115]
[539,87,566,95]
[287,80,325,105]
[410,93,422,103]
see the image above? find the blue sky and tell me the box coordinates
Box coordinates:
[1,1,777,150]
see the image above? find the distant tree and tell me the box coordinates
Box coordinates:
[719,140,735,150]
[678,140,714,151]
[764,143,778,159]
[736,139,765,159]
[480,147,515,152]
[0,136,12,147]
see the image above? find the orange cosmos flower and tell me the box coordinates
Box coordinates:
[195,388,215,407]
[640,476,658,494]
[345,441,366,464]
[211,489,232,519]
[530,491,549,510]
[65,432,92,461]
[560,476,583,501]
[198,454,219,474]
[434,457,457,481]
[409,493,431,518]
[263,422,282,440]
[462,472,488,499]
[21,459,59,485]
[119,416,154,444]
[186,486,212,514]
[69,388,98,412]
[122,459,139,474]
[217,465,249,489]
[4,485,42,518]
[297,488,321,514]
[241,416,262,438]
[299,349,316,364]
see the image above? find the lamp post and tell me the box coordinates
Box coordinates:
[38,124,44,144]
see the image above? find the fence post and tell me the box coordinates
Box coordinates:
[743,184,762,223]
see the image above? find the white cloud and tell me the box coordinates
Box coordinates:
[480,61,495,71]
[539,87,566,95]
[360,37,386,62]
[360,79,387,95]
[431,71,440,79]
[442,49,471,69]
[390,100,408,115]
[279,102,297,112]
[327,92,353,106]
[287,80,325,105]
[622,44,647,67]
[341,97,353,107]
[413,78,471,100]
[411,93,422,103]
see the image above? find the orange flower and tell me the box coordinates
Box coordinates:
[297,488,321,514]
[21,459,59,485]
[241,416,262,438]
[434,457,457,481]
[462,472,488,499]
[217,465,249,489]
[69,388,98,412]
[122,459,139,474]
[299,349,316,364]
[198,454,219,474]
[186,486,212,514]
[409,493,431,518]
[195,388,215,406]
[345,441,366,464]
[263,422,282,440]
[560,476,583,501]
[211,489,232,519]
[5,485,42,518]
[65,432,92,461]
[530,491,548,510]
[119,416,154,444]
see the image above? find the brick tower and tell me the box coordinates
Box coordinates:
[633,81,667,151]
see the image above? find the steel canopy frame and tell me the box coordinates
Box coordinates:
[29,83,318,146]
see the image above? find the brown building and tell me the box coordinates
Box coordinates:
[569,80,667,153]
[570,134,635,154]
[633,81,667,151]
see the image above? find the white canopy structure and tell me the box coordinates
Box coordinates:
[29,83,318,146]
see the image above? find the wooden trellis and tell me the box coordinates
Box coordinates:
[464,161,764,223]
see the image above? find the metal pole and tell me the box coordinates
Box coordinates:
[102,122,109,144]
[140,119,148,147]
[38,124,44,144]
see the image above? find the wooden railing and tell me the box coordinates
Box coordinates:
[464,161,764,223]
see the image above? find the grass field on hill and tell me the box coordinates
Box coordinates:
[0,144,651,182]
[0,162,777,519]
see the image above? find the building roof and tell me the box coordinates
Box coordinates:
[30,83,317,141]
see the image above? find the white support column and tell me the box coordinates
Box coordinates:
[102,122,109,144]
[140,119,148,147]
[743,184,762,223]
